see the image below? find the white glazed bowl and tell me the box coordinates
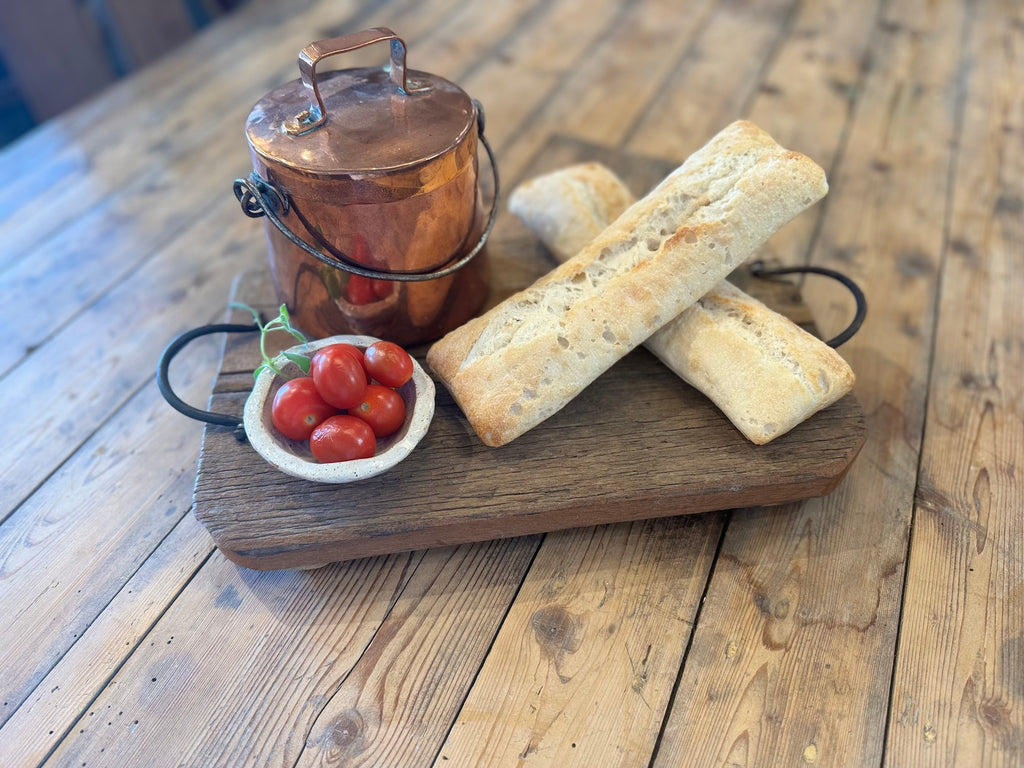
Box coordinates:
[243,335,435,483]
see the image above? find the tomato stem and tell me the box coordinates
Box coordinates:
[230,302,311,379]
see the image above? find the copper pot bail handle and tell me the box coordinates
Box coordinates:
[286,27,409,135]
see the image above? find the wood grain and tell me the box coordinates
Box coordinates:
[0,299,247,735]
[44,550,417,768]
[0,0,530,745]
[433,516,722,767]
[0,0,318,230]
[652,0,971,764]
[625,0,799,162]
[193,265,864,570]
[744,0,884,276]
[495,0,720,180]
[37,537,543,768]
[0,0,504,511]
[0,513,214,766]
[293,537,540,767]
[0,195,260,520]
[0,0,368,374]
[884,0,1024,762]
[2,0,1018,765]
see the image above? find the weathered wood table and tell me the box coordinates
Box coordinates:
[0,0,1020,765]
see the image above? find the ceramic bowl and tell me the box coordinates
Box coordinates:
[243,335,435,483]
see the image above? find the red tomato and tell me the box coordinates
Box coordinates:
[363,341,414,388]
[372,279,394,299]
[311,345,367,409]
[309,415,376,463]
[350,384,406,437]
[270,377,336,441]
[328,342,364,366]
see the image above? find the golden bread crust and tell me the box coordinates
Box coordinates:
[428,121,829,446]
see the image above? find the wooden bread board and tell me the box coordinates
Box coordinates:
[191,138,866,570]
[192,268,865,571]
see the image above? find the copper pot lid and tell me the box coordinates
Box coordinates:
[246,28,476,178]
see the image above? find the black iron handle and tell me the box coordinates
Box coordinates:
[749,261,867,347]
[233,103,500,282]
[157,322,261,439]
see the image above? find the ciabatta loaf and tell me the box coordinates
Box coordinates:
[427,121,829,447]
[643,281,855,442]
[509,160,855,444]
[509,161,638,263]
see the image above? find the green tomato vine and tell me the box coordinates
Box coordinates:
[230,302,312,379]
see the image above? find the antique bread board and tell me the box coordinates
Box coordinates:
[192,268,865,571]
[191,138,866,570]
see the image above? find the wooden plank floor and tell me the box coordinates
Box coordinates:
[0,0,1020,765]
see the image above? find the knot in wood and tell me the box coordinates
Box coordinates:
[327,709,365,752]
[531,605,582,658]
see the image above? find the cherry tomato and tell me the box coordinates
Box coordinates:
[328,342,364,366]
[363,341,414,388]
[309,415,376,463]
[270,377,336,441]
[350,384,406,437]
[311,344,367,409]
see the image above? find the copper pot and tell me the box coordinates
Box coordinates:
[234,28,495,346]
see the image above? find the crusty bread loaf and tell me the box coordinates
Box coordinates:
[508,159,855,444]
[427,121,829,447]
[645,281,855,443]
[509,161,637,263]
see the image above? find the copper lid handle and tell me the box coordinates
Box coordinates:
[286,27,409,135]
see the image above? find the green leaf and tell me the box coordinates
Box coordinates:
[282,351,312,375]
[277,304,308,343]
[236,302,311,381]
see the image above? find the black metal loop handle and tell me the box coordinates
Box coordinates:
[233,104,499,282]
[157,322,261,438]
[749,260,867,347]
